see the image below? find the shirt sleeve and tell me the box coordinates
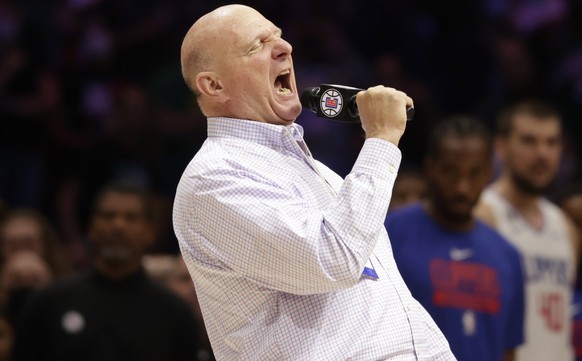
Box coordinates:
[175,138,401,295]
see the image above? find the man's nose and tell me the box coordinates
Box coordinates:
[536,141,556,159]
[272,38,292,59]
[454,177,472,195]
[111,215,128,229]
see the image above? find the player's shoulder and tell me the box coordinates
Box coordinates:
[386,203,426,226]
[385,203,430,242]
[539,196,570,219]
[474,219,520,256]
[474,187,499,228]
[387,202,425,219]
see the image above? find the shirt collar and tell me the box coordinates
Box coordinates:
[207,117,305,149]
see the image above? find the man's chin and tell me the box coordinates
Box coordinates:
[443,202,474,223]
[100,247,132,263]
[512,173,553,195]
[273,101,301,122]
[448,211,473,224]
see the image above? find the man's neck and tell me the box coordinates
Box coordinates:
[94,260,142,281]
[424,201,475,233]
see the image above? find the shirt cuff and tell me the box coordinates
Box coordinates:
[351,138,402,181]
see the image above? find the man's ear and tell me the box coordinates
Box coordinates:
[195,71,224,97]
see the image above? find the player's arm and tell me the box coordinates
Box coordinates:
[473,201,497,228]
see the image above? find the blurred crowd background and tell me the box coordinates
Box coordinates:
[0,0,581,358]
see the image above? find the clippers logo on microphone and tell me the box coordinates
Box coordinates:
[320,88,343,117]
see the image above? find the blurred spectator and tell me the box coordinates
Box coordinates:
[385,116,525,361]
[0,209,65,323]
[0,251,52,297]
[0,209,70,278]
[475,99,578,361]
[0,251,52,323]
[12,182,202,361]
[388,165,428,212]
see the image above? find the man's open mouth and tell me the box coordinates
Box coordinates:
[275,69,292,95]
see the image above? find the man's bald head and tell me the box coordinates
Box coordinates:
[179,4,301,124]
[180,4,255,96]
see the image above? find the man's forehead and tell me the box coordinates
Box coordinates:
[229,17,281,41]
[192,6,280,52]
[98,193,143,211]
[512,114,561,133]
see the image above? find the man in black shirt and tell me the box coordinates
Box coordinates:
[13,183,209,361]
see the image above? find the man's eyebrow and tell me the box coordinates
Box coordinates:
[274,27,283,37]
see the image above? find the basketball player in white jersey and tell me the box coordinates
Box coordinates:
[475,99,580,361]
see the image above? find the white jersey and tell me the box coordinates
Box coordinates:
[481,188,574,361]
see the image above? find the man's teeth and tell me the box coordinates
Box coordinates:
[278,88,291,94]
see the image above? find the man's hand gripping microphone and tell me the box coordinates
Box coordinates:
[300,84,415,123]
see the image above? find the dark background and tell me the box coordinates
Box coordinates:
[1,0,581,257]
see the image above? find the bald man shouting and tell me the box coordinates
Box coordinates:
[173,4,455,360]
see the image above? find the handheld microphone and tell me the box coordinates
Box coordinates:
[300,84,414,123]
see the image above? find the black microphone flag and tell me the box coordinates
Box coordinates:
[300,84,414,122]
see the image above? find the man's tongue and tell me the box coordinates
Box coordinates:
[275,76,291,95]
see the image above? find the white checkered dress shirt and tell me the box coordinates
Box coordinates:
[173,117,454,360]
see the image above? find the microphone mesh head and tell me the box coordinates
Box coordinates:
[300,87,318,112]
